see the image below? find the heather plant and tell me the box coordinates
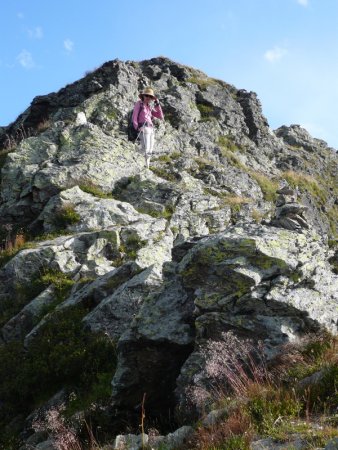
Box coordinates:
[32,403,101,450]
[199,332,271,399]
[0,224,28,266]
[33,404,83,450]
[182,333,338,450]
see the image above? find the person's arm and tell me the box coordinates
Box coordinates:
[152,98,164,120]
[132,101,141,130]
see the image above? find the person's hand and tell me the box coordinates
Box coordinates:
[154,97,160,107]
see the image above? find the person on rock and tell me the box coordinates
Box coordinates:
[132,87,164,169]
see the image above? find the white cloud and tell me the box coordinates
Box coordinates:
[17,49,35,69]
[64,39,74,52]
[28,27,43,39]
[264,46,288,63]
[297,0,309,6]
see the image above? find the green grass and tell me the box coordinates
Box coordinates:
[217,135,242,153]
[282,170,328,205]
[119,234,147,260]
[149,166,178,182]
[250,172,279,202]
[178,334,338,450]
[79,181,114,199]
[197,103,214,121]
[327,205,338,239]
[186,76,217,90]
[136,204,174,220]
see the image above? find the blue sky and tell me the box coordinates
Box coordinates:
[1,0,338,149]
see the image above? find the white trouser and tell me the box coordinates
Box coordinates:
[139,126,155,156]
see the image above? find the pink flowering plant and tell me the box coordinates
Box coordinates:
[187,331,272,413]
[32,404,83,450]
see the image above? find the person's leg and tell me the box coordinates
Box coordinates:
[139,129,147,165]
[143,127,154,168]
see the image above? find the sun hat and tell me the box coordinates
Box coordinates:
[139,87,155,99]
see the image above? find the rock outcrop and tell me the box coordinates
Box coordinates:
[0,56,337,448]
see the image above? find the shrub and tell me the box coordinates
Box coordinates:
[0,226,28,268]
[245,386,301,435]
[0,306,117,430]
[0,274,47,328]
[0,148,11,178]
[327,205,338,239]
[119,234,147,260]
[53,204,81,229]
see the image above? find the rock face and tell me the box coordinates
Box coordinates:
[0,56,337,446]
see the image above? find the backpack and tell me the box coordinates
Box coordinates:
[127,103,143,142]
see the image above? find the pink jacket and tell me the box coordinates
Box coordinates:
[132,100,164,130]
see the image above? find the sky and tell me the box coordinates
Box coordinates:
[1,0,338,150]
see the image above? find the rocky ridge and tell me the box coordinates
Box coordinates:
[0,57,337,449]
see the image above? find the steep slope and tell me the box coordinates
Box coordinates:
[0,57,337,449]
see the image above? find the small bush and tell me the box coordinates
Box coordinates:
[0,148,11,178]
[53,204,81,229]
[0,278,45,329]
[245,387,301,435]
[120,234,147,260]
[0,306,117,429]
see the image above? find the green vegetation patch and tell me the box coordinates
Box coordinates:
[186,76,217,90]
[282,170,328,205]
[218,135,243,153]
[327,205,338,239]
[52,203,81,229]
[149,165,178,182]
[0,305,117,439]
[119,234,147,260]
[250,172,279,202]
[0,269,75,328]
[197,103,214,121]
[79,181,114,199]
[245,387,302,436]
